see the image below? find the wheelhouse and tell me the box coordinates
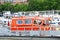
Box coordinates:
[11,16,55,31]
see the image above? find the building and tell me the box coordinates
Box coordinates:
[0,0,28,4]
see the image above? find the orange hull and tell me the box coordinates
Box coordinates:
[11,16,54,31]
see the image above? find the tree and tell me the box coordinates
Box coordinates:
[28,0,60,11]
[2,3,14,11]
[13,4,20,12]
[28,0,48,11]
[0,4,3,12]
[13,4,28,12]
[19,4,28,11]
[55,0,60,10]
[0,0,60,12]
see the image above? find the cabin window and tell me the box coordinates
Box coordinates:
[34,20,42,25]
[34,20,37,24]
[17,20,22,24]
[45,20,50,24]
[25,19,31,24]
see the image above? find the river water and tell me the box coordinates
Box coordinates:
[0,37,60,40]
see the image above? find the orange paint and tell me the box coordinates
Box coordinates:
[11,28,17,30]
[17,27,24,31]
[33,27,39,31]
[25,28,31,30]
[11,16,51,31]
[45,27,50,30]
[40,27,44,30]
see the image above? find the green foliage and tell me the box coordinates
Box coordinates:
[0,0,60,12]
[0,4,3,12]
[13,4,28,12]
[0,3,28,12]
[19,4,28,11]
[2,3,14,11]
[13,4,21,12]
[28,0,60,11]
